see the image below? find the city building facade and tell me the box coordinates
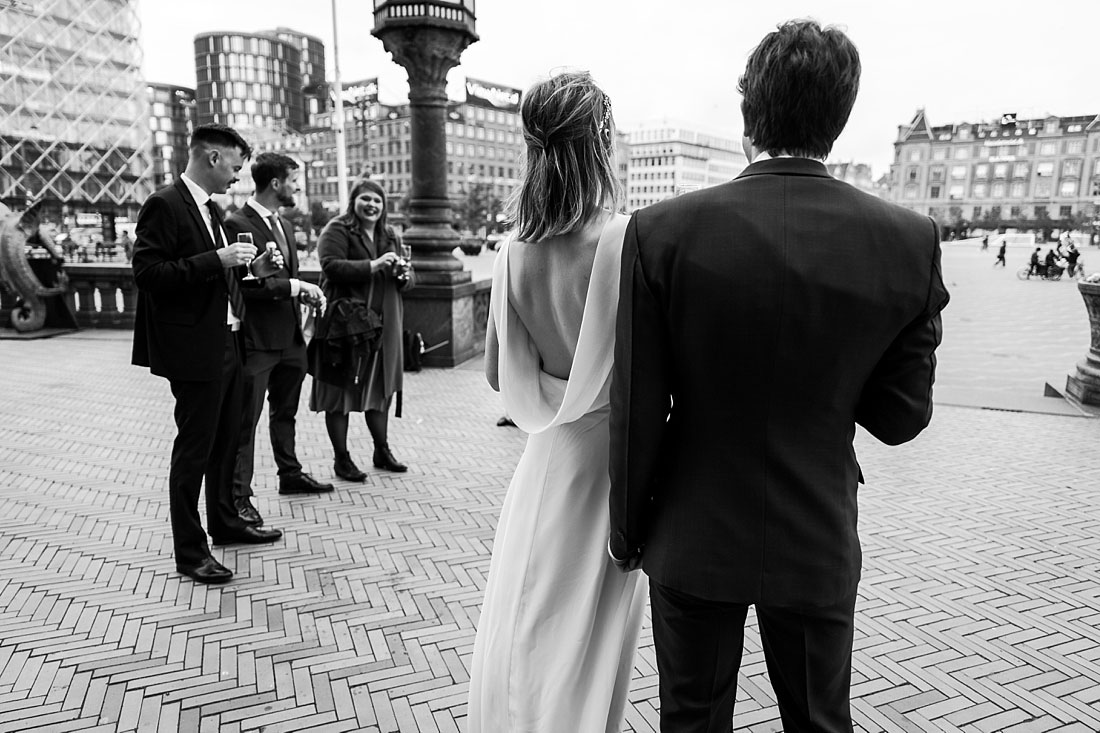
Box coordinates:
[0,0,153,225]
[303,77,525,232]
[193,30,306,134]
[266,27,326,128]
[624,121,747,211]
[889,109,1100,235]
[147,83,196,190]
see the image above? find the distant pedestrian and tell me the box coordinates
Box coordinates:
[1028,247,1041,278]
[981,234,989,251]
[1066,244,1080,278]
[994,239,1006,267]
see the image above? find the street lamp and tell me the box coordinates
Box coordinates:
[371,0,477,285]
[297,147,316,259]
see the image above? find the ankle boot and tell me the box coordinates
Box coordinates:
[333,452,367,482]
[373,443,408,473]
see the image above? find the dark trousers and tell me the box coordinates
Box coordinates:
[167,332,249,566]
[233,343,307,499]
[649,580,856,733]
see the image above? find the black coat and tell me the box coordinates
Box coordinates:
[223,204,304,353]
[131,179,250,381]
[610,157,950,606]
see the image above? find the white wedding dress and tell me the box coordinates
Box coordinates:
[467,214,648,733]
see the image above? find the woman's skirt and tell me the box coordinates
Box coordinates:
[310,347,389,413]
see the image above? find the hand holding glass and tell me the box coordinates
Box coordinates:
[238,233,258,280]
[249,241,283,279]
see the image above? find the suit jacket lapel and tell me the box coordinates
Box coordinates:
[276,215,299,277]
[174,179,218,252]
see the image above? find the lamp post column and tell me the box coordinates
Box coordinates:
[371,1,483,367]
[374,26,473,285]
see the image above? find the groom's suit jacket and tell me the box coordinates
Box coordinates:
[609,157,949,607]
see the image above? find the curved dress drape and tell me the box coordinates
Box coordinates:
[468,214,648,733]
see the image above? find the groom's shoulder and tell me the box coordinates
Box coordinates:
[634,179,740,226]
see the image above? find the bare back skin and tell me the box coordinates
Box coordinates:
[505,210,612,381]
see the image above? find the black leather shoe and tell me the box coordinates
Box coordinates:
[279,472,335,494]
[334,454,367,482]
[211,526,283,545]
[176,556,233,584]
[234,496,263,525]
[373,443,408,473]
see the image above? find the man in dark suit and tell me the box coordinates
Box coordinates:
[223,153,332,527]
[609,21,949,732]
[132,124,284,585]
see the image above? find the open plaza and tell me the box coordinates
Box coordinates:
[0,241,1098,731]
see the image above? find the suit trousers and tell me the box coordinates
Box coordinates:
[233,344,308,498]
[167,332,249,566]
[649,579,856,733]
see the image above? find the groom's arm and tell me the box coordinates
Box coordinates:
[609,212,672,570]
[857,219,949,445]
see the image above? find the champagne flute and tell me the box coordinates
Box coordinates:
[238,232,257,280]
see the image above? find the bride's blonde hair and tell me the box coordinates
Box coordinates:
[505,71,622,243]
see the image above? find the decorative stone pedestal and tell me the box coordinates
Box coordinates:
[1065,281,1100,406]
[404,278,491,367]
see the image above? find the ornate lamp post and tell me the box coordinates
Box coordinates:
[372,0,480,365]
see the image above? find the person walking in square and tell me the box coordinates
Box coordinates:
[131,124,283,585]
[222,153,333,528]
[994,238,1007,267]
[609,21,949,731]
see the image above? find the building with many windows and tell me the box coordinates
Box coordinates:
[624,121,747,211]
[266,27,327,128]
[889,109,1100,234]
[302,77,525,229]
[147,83,196,190]
[0,0,153,223]
[193,30,309,134]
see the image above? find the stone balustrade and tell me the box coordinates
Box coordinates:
[1,262,492,356]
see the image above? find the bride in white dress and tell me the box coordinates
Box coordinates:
[467,72,648,732]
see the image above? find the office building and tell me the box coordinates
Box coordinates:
[305,77,525,228]
[889,109,1100,232]
[624,121,747,211]
[147,83,196,190]
[0,0,153,222]
[193,30,306,133]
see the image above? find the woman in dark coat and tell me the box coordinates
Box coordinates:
[311,178,413,477]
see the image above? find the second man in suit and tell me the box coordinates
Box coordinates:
[224,153,333,528]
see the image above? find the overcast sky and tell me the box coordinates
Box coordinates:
[138,0,1096,178]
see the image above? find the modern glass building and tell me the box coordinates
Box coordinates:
[193,31,305,134]
[267,27,326,130]
[147,83,196,190]
[0,0,153,222]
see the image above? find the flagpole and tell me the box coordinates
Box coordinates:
[331,0,349,210]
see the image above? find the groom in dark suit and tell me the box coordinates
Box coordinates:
[610,20,949,732]
[223,152,332,528]
[132,123,284,585]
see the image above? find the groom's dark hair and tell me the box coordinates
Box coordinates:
[738,19,860,159]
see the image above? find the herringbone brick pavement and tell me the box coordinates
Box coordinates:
[1,331,1098,731]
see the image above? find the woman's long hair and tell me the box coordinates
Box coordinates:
[339,178,391,246]
[505,71,622,243]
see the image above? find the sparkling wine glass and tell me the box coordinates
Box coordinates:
[238,232,257,280]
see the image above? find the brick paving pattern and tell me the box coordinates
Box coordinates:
[1,244,1099,731]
